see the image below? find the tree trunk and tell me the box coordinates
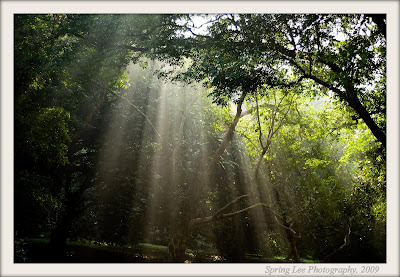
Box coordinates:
[273,188,302,262]
[287,228,301,263]
[164,92,248,263]
[204,92,247,187]
[50,167,73,260]
[50,221,68,260]
[167,227,189,262]
[50,198,74,261]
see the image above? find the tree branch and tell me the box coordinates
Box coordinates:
[316,55,343,73]
[221,202,265,218]
[189,200,290,232]
[240,133,259,151]
[255,93,293,178]
[303,74,345,96]
[213,194,251,219]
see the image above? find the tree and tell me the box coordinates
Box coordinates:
[14,14,386,263]
[14,14,163,257]
[136,13,385,262]
[156,14,385,148]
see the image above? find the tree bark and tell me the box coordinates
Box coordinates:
[271,188,302,262]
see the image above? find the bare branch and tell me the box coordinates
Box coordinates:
[189,200,288,231]
[287,204,311,220]
[213,194,251,218]
[221,202,265,218]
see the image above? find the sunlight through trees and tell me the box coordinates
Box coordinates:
[14,13,386,264]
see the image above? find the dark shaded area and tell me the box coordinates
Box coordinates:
[366,14,386,38]
[16,239,292,263]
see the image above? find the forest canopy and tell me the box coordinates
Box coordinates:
[13,13,386,264]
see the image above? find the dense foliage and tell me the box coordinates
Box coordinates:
[14,14,386,263]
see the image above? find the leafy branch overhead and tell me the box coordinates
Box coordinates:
[151,14,385,148]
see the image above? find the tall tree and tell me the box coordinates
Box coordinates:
[14,14,386,263]
[155,14,386,148]
[14,14,169,257]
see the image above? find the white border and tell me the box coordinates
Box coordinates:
[1,1,399,276]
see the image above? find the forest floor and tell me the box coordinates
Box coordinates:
[16,238,302,263]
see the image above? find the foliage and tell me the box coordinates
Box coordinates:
[153,14,385,147]
[13,14,386,263]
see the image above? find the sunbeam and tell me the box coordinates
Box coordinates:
[12,13,389,267]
